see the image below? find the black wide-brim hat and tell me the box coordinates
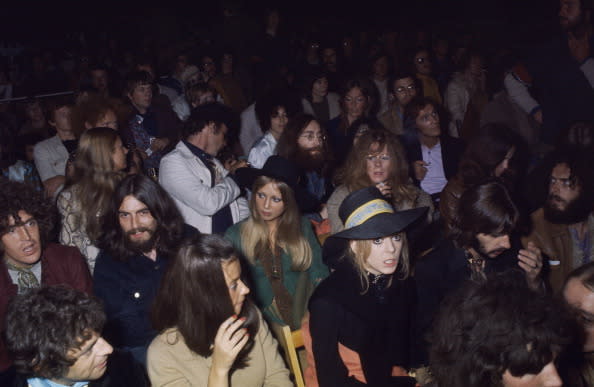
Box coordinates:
[322,186,427,268]
[235,155,318,212]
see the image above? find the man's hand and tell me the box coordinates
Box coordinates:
[518,242,543,290]
[226,159,249,174]
[150,138,169,152]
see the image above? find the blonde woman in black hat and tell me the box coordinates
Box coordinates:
[225,156,328,330]
[303,186,426,387]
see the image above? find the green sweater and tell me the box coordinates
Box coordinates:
[225,217,328,329]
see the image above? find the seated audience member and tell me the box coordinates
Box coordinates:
[172,82,216,122]
[524,149,594,292]
[429,273,573,387]
[249,89,299,168]
[159,102,249,233]
[369,52,391,116]
[57,127,128,273]
[440,123,520,232]
[2,132,43,192]
[402,96,464,203]
[89,63,113,99]
[328,128,433,234]
[208,50,249,114]
[0,181,92,371]
[305,187,425,386]
[226,156,328,328]
[74,95,121,133]
[415,181,544,366]
[18,98,51,138]
[94,174,194,364]
[33,96,76,197]
[444,50,488,138]
[562,262,594,386]
[276,113,335,219]
[148,233,292,386]
[411,48,442,104]
[122,71,172,173]
[326,77,377,163]
[301,68,341,123]
[3,286,147,387]
[379,72,418,136]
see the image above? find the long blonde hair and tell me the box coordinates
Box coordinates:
[66,127,125,241]
[347,234,410,293]
[240,176,312,271]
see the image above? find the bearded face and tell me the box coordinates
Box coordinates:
[544,163,593,224]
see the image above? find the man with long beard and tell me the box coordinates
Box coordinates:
[276,113,335,220]
[93,174,195,365]
[525,149,594,291]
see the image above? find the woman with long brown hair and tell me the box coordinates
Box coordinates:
[57,127,128,272]
[148,233,291,386]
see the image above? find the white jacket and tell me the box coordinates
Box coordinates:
[159,141,249,233]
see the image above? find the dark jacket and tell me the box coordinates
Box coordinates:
[413,238,525,366]
[0,243,93,371]
[308,263,416,387]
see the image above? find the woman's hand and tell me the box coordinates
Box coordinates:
[210,315,249,374]
[518,242,543,291]
[376,181,393,198]
[413,160,428,181]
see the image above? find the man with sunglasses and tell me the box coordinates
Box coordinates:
[524,149,594,291]
[379,72,419,135]
[160,102,249,233]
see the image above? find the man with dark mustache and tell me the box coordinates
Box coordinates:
[93,174,195,366]
[524,149,594,292]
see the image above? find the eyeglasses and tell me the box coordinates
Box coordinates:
[366,154,391,162]
[549,176,576,188]
[416,57,429,64]
[395,85,416,94]
[300,133,326,142]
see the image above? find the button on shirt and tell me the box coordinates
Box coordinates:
[420,141,448,195]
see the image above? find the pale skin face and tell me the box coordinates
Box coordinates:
[344,87,367,122]
[53,332,113,385]
[393,77,417,107]
[206,123,228,156]
[564,277,594,352]
[415,104,441,144]
[50,106,73,136]
[353,234,403,276]
[269,107,288,140]
[128,84,153,114]
[112,137,128,172]
[548,163,580,212]
[297,120,323,153]
[366,143,393,184]
[312,77,329,100]
[414,50,432,75]
[1,211,42,269]
[91,70,108,93]
[559,0,582,29]
[254,182,286,229]
[501,361,562,387]
[476,233,511,258]
[118,195,157,248]
[222,260,250,315]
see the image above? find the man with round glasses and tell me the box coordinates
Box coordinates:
[379,72,419,136]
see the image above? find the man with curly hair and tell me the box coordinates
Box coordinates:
[0,179,92,371]
[2,286,147,386]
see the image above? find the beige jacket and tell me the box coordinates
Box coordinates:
[147,314,292,387]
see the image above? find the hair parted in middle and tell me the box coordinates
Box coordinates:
[97,174,185,261]
[449,180,518,248]
[240,175,312,271]
[152,233,258,370]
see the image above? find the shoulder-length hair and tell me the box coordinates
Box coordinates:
[97,174,185,261]
[240,176,312,271]
[336,128,419,207]
[65,127,125,241]
[347,234,410,293]
[450,180,518,247]
[457,123,520,187]
[152,234,258,369]
[430,273,575,387]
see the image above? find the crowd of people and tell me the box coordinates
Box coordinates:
[1,0,594,386]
